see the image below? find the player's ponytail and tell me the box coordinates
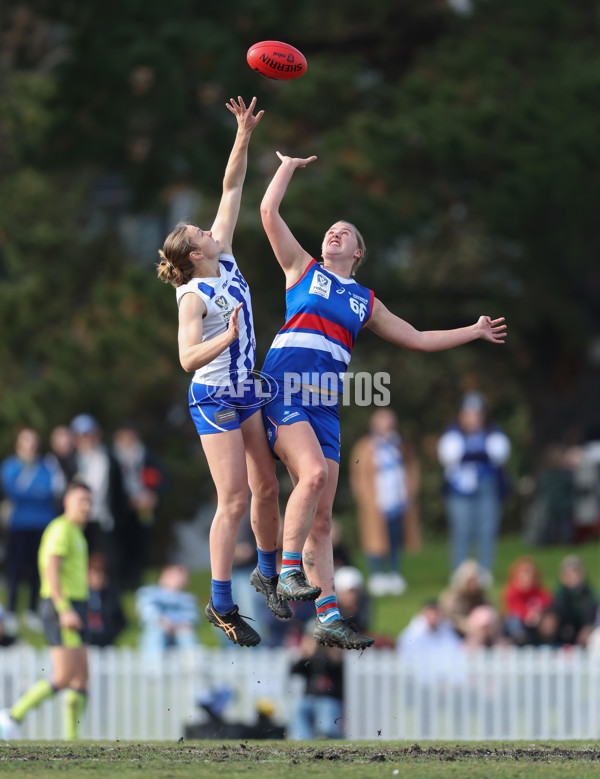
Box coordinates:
[156,222,197,288]
[347,222,367,276]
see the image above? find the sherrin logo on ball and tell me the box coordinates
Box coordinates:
[247,40,307,81]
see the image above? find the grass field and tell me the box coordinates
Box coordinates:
[2,741,600,778]
[11,533,600,648]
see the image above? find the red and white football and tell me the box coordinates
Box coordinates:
[247,40,307,81]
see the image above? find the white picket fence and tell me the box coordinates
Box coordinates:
[344,647,600,740]
[0,645,599,740]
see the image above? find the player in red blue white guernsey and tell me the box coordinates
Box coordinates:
[260,151,507,650]
[157,98,292,647]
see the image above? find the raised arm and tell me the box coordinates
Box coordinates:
[366,297,506,351]
[260,152,317,286]
[210,96,264,254]
[178,294,242,373]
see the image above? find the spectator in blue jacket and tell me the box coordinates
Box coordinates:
[437,392,511,581]
[1,428,65,634]
[135,564,199,660]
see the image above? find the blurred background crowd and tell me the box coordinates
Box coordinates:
[1,0,600,740]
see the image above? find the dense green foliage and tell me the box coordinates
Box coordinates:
[1,1,599,541]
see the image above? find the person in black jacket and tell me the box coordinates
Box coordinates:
[87,552,126,647]
[554,555,597,646]
[289,621,344,739]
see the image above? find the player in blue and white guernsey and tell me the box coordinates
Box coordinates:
[157,98,292,648]
[260,151,507,650]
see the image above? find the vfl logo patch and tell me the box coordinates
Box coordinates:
[215,296,228,309]
[214,409,237,424]
[309,271,331,299]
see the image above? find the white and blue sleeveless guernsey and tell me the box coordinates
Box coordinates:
[176,253,260,435]
[261,259,375,462]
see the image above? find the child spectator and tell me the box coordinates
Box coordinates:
[289,621,344,740]
[553,555,597,646]
[463,604,504,648]
[439,559,490,637]
[398,600,463,656]
[135,565,199,658]
[502,556,553,645]
[87,552,126,647]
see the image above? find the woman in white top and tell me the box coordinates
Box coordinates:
[157,97,291,647]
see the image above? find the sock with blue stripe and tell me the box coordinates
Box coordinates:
[280,551,302,579]
[315,595,341,624]
[257,547,278,579]
[211,579,235,614]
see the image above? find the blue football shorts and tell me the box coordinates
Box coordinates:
[261,385,341,463]
[188,380,263,436]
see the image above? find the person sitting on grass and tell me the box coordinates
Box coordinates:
[553,555,598,647]
[135,564,199,658]
[502,555,553,645]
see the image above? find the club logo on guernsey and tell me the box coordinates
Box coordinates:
[309,271,331,299]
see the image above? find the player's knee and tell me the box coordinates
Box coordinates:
[219,489,249,521]
[300,463,328,495]
[71,671,88,689]
[50,675,70,691]
[250,473,279,504]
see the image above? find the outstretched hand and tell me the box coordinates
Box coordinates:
[276,151,317,169]
[477,316,507,344]
[226,96,264,133]
[226,302,244,343]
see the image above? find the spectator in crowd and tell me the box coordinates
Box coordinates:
[330,516,352,569]
[0,604,16,647]
[398,599,463,657]
[112,423,166,588]
[135,564,199,659]
[437,391,511,579]
[528,606,561,647]
[49,425,78,483]
[70,414,129,579]
[350,408,419,597]
[571,426,600,542]
[439,559,490,637]
[524,444,575,546]
[463,604,504,648]
[397,600,465,699]
[1,427,65,635]
[87,552,126,647]
[502,556,553,645]
[334,566,371,634]
[553,555,597,646]
[289,620,344,740]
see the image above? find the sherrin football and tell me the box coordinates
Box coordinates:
[247,40,307,81]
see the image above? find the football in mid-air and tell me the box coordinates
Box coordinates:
[247,40,307,81]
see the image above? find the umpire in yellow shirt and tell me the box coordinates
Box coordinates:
[0,478,92,741]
